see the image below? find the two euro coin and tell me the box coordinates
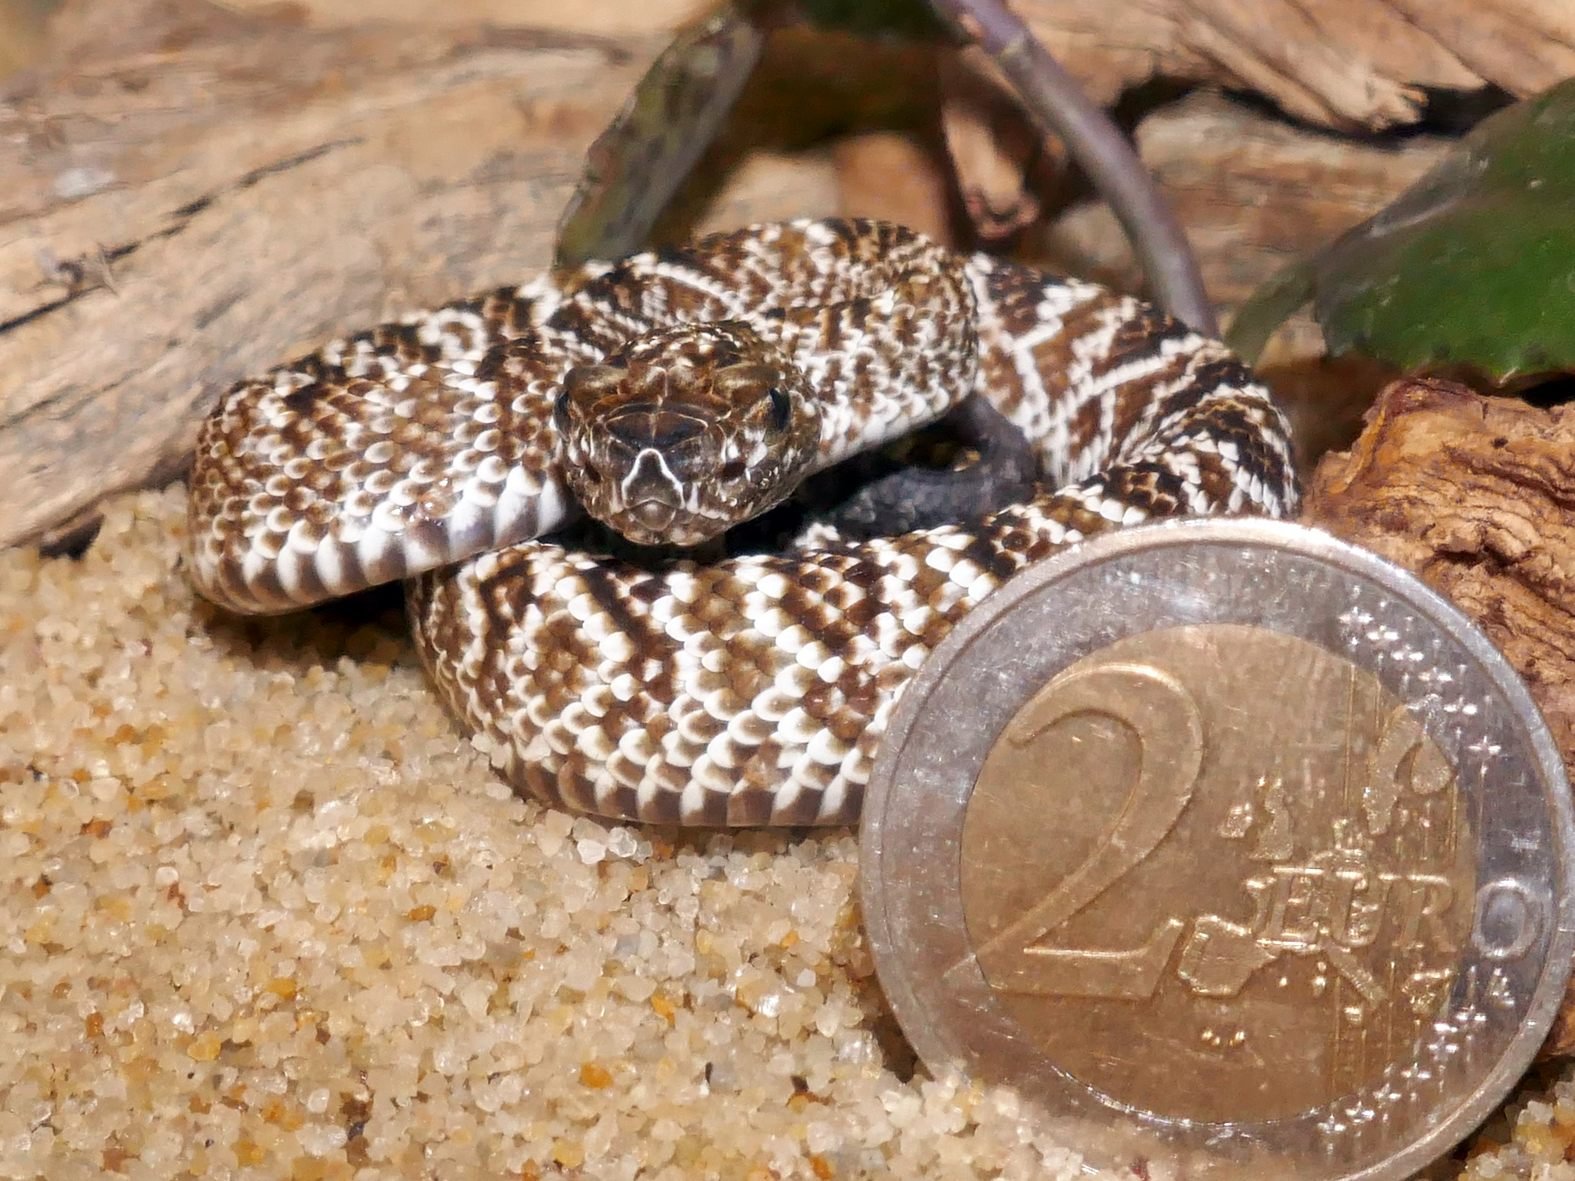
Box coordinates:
[861,518,1575,1179]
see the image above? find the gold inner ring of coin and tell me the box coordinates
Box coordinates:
[961,623,1476,1124]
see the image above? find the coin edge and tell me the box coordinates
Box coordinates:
[858,517,1575,1179]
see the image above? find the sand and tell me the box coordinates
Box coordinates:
[2,488,1574,1181]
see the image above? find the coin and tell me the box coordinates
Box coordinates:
[859,518,1575,1180]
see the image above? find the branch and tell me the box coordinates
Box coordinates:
[928,0,1218,334]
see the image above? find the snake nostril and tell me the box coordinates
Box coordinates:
[719,459,746,481]
[766,387,791,432]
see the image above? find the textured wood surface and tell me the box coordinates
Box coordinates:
[1009,0,1575,130]
[4,0,1569,548]
[1304,379,1575,760]
[219,0,1575,133]
[0,0,840,551]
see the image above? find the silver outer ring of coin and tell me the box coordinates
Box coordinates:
[859,516,1575,1181]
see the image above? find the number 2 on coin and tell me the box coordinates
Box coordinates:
[972,662,1204,999]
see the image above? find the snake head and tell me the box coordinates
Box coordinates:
[552,322,823,547]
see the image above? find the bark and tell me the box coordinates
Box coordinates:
[1012,0,1574,132]
[937,0,1569,271]
[222,0,1575,133]
[3,0,1569,544]
[1304,378,1575,758]
[0,0,838,551]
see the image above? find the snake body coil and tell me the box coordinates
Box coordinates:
[189,219,1297,826]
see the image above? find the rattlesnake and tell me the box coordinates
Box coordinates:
[188,218,1297,826]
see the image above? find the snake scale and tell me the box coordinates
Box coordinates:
[188,219,1298,826]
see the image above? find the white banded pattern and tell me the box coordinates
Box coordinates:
[189,219,1299,826]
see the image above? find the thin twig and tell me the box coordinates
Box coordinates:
[928,0,1218,335]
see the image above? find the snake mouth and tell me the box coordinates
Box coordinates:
[627,499,679,534]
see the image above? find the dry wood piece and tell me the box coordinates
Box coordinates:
[1026,93,1448,313]
[938,47,1065,241]
[1300,377,1575,1054]
[935,0,1572,249]
[832,131,953,240]
[0,0,839,553]
[229,0,713,35]
[1303,378,1575,755]
[222,0,1575,136]
[1013,0,1574,133]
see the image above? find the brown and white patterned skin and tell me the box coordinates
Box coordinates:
[188,218,1299,827]
[188,221,972,612]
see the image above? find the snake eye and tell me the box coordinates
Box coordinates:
[719,458,747,481]
[766,386,792,432]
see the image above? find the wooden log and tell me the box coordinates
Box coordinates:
[0,0,840,551]
[1022,93,1445,315]
[1304,379,1575,760]
[5,0,1564,547]
[1010,0,1574,133]
[219,0,1575,136]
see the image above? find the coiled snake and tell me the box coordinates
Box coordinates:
[188,219,1298,826]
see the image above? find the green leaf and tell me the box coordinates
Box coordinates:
[554,2,765,267]
[1228,77,1575,381]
